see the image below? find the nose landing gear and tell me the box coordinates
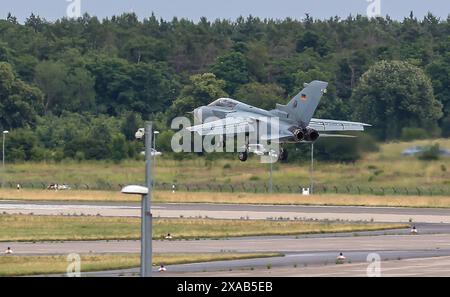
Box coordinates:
[239,135,249,162]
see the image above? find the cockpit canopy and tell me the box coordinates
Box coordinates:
[208,98,239,109]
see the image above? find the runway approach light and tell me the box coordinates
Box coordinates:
[336,252,346,264]
[135,128,145,140]
[121,185,148,195]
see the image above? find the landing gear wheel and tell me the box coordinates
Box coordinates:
[278,148,288,161]
[238,151,248,162]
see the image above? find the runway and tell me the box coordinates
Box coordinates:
[2,200,450,223]
[3,199,450,276]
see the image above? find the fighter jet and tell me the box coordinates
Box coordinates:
[187,80,370,161]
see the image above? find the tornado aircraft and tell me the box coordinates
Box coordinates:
[187,81,370,161]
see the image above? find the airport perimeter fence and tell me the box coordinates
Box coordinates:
[2,181,450,196]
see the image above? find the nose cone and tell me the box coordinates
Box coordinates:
[193,106,215,122]
[193,107,202,122]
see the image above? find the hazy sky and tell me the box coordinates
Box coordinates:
[1,0,449,23]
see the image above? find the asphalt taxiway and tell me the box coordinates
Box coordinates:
[4,230,450,256]
[2,200,450,223]
[162,255,450,277]
[42,252,450,277]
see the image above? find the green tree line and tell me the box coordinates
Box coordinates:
[0,12,449,162]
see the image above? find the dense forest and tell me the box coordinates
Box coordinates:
[0,12,449,162]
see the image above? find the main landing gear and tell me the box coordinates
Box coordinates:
[238,147,288,162]
[278,147,288,161]
[238,151,248,162]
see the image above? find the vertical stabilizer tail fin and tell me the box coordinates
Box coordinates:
[276,80,328,126]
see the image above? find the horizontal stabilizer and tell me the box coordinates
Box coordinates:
[308,118,370,132]
[319,133,356,138]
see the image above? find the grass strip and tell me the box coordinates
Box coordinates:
[0,215,407,242]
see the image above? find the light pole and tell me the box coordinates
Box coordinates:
[2,130,9,170]
[269,160,273,193]
[268,150,276,193]
[123,122,153,277]
[153,131,159,151]
[153,131,159,188]
[121,185,150,276]
[142,121,153,277]
[310,142,314,195]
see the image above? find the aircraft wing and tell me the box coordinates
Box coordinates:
[187,115,370,137]
[186,115,254,136]
[308,118,370,131]
[186,111,291,137]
